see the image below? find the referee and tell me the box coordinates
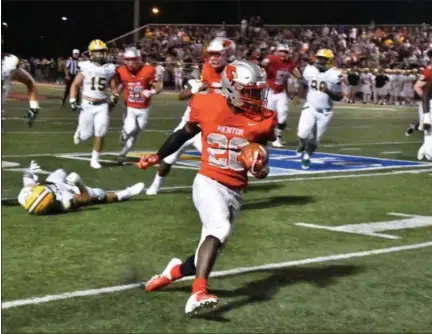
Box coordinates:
[62,49,80,106]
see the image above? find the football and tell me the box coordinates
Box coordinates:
[240,143,269,169]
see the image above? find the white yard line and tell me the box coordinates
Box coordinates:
[2,241,431,310]
[382,151,403,155]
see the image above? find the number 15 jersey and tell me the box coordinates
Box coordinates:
[303,65,342,109]
[188,93,276,189]
[78,60,116,99]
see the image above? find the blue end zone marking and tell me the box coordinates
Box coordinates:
[183,148,430,176]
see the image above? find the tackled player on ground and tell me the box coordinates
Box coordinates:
[18,161,144,215]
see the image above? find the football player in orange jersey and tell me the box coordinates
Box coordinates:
[262,43,302,148]
[137,61,276,316]
[115,47,162,162]
[145,37,236,195]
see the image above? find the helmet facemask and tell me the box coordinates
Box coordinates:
[276,49,289,61]
[316,56,331,71]
[208,51,226,69]
[222,63,268,118]
[91,49,107,64]
[123,47,142,71]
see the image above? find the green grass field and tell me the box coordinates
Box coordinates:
[2,83,432,333]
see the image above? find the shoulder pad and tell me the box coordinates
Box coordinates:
[77,61,88,71]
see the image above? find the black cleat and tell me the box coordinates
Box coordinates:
[405,121,419,136]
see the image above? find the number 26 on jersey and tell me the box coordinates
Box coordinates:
[207,133,249,171]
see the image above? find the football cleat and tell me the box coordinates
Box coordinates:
[126,182,145,197]
[90,160,102,169]
[301,158,310,170]
[185,291,218,316]
[272,138,284,148]
[144,258,182,292]
[118,155,127,165]
[405,121,419,136]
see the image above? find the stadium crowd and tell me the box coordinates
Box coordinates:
[20,21,432,90]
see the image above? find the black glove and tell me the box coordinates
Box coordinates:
[109,93,119,107]
[70,99,81,112]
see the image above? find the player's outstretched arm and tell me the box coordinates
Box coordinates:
[70,73,84,100]
[69,73,84,111]
[178,79,206,101]
[157,123,201,159]
[137,123,201,170]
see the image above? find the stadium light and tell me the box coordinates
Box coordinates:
[151,6,160,15]
[2,22,8,27]
[62,17,68,21]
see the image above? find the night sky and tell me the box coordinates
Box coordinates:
[2,0,432,58]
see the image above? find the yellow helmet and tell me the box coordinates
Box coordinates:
[88,39,108,63]
[315,49,334,70]
[24,185,55,215]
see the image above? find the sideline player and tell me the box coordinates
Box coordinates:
[262,43,301,148]
[137,61,276,315]
[145,37,236,195]
[18,161,145,215]
[116,47,162,163]
[69,39,118,169]
[2,54,40,128]
[296,49,343,169]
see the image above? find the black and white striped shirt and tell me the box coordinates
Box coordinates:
[66,57,79,75]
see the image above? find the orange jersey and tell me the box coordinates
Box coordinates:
[200,62,223,93]
[421,66,432,82]
[116,64,156,108]
[188,94,276,189]
[264,55,297,93]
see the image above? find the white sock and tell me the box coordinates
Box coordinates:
[115,188,130,201]
[91,150,100,162]
[151,174,165,189]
